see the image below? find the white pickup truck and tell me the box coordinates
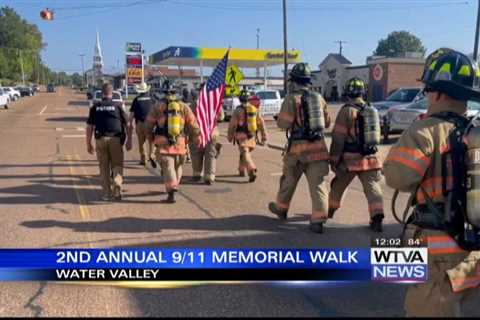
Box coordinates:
[255,90,283,119]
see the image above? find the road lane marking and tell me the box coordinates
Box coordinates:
[55,128,64,131]
[66,154,93,247]
[62,135,84,138]
[38,105,48,115]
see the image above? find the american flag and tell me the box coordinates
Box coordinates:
[195,50,229,147]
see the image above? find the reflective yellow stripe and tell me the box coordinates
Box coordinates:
[458,65,471,76]
[439,62,451,74]
[429,60,437,70]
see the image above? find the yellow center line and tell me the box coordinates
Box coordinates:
[66,154,93,248]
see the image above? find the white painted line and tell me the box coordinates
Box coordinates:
[76,127,85,131]
[270,172,283,177]
[55,128,64,131]
[61,135,84,138]
[38,105,48,115]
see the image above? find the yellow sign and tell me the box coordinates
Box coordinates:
[226,65,244,86]
[127,68,143,78]
[225,84,240,97]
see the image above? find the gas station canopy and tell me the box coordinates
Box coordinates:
[150,46,301,68]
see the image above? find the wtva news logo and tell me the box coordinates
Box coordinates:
[371,247,428,282]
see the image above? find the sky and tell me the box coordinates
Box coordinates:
[1,0,478,76]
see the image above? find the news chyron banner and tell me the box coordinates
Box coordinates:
[0,242,428,283]
[126,42,143,85]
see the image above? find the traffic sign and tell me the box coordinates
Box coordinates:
[226,65,244,86]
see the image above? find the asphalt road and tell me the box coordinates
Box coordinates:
[0,88,477,317]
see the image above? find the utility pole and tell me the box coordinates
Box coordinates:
[283,0,288,94]
[18,49,25,85]
[79,54,86,87]
[474,0,480,61]
[256,28,260,78]
[334,40,347,56]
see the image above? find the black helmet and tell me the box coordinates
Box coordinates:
[162,80,176,93]
[421,48,480,101]
[344,77,366,98]
[289,62,311,84]
[239,89,249,103]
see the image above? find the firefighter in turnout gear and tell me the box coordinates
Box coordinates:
[227,89,267,182]
[328,77,384,232]
[268,63,331,233]
[384,48,480,317]
[189,85,224,185]
[128,82,155,167]
[146,80,201,203]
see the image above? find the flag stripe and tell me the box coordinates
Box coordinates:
[194,51,229,147]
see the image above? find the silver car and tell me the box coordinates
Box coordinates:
[388,98,480,132]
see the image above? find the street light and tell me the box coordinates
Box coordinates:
[79,54,86,88]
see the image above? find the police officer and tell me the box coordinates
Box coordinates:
[189,85,224,185]
[128,82,155,167]
[146,80,201,203]
[268,63,331,233]
[86,83,132,201]
[384,48,480,317]
[227,89,267,182]
[328,77,384,232]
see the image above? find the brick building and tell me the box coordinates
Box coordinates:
[367,56,425,102]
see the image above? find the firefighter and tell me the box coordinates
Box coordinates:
[146,81,201,203]
[128,82,155,166]
[227,89,267,182]
[189,85,224,185]
[328,77,384,232]
[384,48,480,317]
[86,83,132,201]
[268,63,331,233]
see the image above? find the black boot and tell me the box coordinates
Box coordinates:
[369,214,384,233]
[268,202,287,220]
[309,222,324,234]
[166,191,176,204]
[148,158,157,168]
[248,170,257,183]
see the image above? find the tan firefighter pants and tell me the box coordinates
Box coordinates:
[157,153,185,192]
[275,154,329,223]
[95,136,124,197]
[329,165,384,218]
[190,140,217,182]
[238,146,256,175]
[403,226,480,317]
[136,121,154,162]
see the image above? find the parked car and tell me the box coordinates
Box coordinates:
[387,98,480,133]
[2,87,20,101]
[91,90,124,109]
[255,90,283,119]
[222,96,241,121]
[0,88,9,109]
[47,84,55,93]
[16,86,34,97]
[32,84,39,93]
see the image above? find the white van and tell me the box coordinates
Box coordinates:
[255,90,283,118]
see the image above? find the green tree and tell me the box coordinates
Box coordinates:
[374,31,426,57]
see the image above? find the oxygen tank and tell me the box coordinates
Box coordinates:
[167,101,182,141]
[302,91,325,132]
[245,103,258,135]
[361,104,381,146]
[465,125,480,228]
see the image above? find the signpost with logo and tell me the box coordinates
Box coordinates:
[125,42,144,98]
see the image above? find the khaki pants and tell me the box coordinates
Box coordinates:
[275,154,329,223]
[238,146,256,175]
[190,140,217,182]
[403,226,480,317]
[95,136,124,196]
[136,121,154,161]
[329,164,384,217]
[157,153,185,192]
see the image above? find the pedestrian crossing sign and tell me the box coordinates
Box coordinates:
[225,84,241,97]
[226,65,244,86]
